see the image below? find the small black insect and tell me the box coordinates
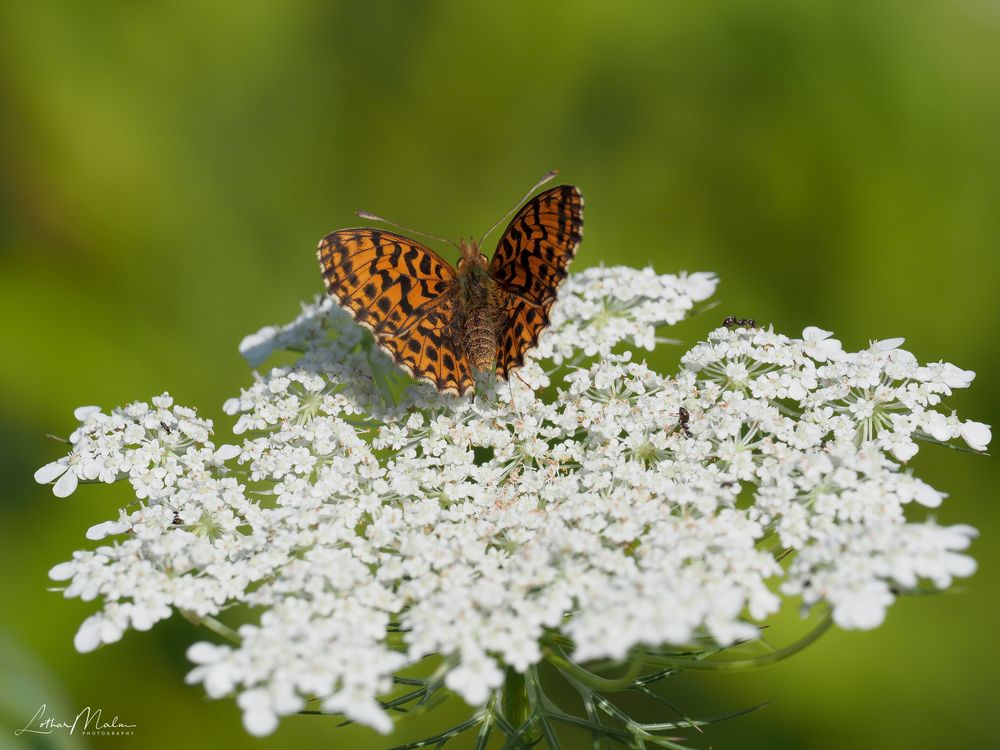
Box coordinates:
[677,406,692,438]
[171,512,183,525]
[723,316,757,329]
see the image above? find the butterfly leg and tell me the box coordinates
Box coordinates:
[478,362,520,414]
[508,369,540,417]
[506,377,517,413]
[511,369,532,392]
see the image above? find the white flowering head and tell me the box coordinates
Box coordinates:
[38,265,988,744]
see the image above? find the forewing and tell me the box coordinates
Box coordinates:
[489,184,583,378]
[317,228,473,394]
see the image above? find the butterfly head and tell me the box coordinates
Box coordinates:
[456,238,489,271]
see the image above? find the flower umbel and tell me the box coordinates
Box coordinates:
[38,265,988,744]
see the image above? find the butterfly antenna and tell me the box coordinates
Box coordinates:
[356,210,461,250]
[477,169,559,247]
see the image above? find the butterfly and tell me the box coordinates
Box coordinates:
[317,175,583,396]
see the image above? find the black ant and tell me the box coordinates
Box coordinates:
[723,316,757,329]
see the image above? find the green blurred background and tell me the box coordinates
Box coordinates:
[2,1,998,748]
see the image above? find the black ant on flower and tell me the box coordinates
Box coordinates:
[722,316,757,329]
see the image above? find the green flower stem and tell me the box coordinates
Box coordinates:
[642,614,833,671]
[473,693,497,750]
[179,609,241,644]
[524,668,561,749]
[502,667,541,744]
[543,644,646,691]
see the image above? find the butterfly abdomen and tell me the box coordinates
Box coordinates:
[455,263,501,371]
[464,298,501,371]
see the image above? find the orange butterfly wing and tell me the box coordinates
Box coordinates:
[317,229,474,395]
[489,184,583,378]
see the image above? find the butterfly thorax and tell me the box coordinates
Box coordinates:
[454,238,501,371]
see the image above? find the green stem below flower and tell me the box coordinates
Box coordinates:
[502,667,542,745]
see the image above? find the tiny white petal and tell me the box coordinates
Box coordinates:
[73,405,102,421]
[239,327,280,367]
[873,337,905,351]
[86,520,130,540]
[187,642,226,664]
[832,584,893,629]
[73,616,104,653]
[53,471,79,498]
[890,439,919,462]
[238,689,279,736]
[34,461,67,484]
[803,326,833,340]
[214,444,242,461]
[48,561,77,580]
[959,420,991,451]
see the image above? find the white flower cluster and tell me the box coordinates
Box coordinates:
[33,396,234,499]
[533,266,719,361]
[38,266,988,737]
